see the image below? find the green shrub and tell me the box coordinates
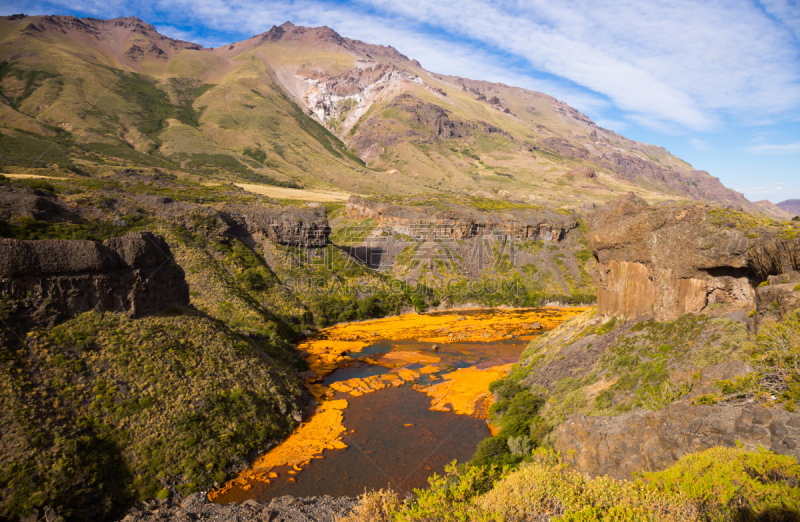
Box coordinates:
[478,457,698,522]
[394,462,507,522]
[644,445,800,521]
[710,311,800,407]
[794,284,800,292]
[592,390,614,410]
[346,447,798,522]
[594,316,618,335]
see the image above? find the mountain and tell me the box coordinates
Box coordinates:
[777,199,800,216]
[0,14,774,214]
[753,199,796,220]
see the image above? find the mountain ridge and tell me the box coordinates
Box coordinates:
[778,199,800,215]
[0,13,787,218]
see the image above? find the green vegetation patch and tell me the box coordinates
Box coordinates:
[0,61,59,108]
[0,214,151,241]
[694,310,800,410]
[0,311,303,520]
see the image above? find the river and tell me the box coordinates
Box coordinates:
[211,307,586,502]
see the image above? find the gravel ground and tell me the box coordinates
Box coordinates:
[120,494,358,522]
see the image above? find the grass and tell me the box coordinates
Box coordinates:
[476,310,756,465]
[0,214,152,241]
[0,311,304,520]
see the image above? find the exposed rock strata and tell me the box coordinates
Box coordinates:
[346,196,577,242]
[555,400,800,480]
[0,177,330,248]
[0,231,189,326]
[589,193,800,321]
[222,205,330,247]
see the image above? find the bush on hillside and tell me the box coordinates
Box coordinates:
[643,445,800,522]
[338,446,799,522]
[696,310,800,409]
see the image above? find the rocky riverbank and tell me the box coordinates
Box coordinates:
[120,494,357,522]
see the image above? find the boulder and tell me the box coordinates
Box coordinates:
[566,167,596,179]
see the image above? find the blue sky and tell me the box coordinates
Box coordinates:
[4,0,800,203]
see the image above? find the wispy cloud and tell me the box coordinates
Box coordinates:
[690,138,710,151]
[356,0,800,130]
[746,142,800,155]
[10,0,800,151]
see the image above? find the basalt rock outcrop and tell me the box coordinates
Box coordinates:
[555,398,800,480]
[589,193,800,322]
[222,205,330,247]
[752,271,800,327]
[0,231,189,327]
[0,186,81,223]
[346,196,577,242]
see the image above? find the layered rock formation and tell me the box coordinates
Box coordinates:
[346,196,577,242]
[589,193,800,321]
[0,231,189,326]
[223,205,330,247]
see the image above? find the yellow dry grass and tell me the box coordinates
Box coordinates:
[1,173,69,180]
[235,183,352,202]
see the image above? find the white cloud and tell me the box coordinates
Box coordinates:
[746,142,800,155]
[355,0,800,130]
[690,138,710,151]
[13,0,800,133]
[759,0,800,41]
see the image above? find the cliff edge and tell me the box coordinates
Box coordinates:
[0,231,189,327]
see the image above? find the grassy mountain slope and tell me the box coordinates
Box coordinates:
[0,14,785,216]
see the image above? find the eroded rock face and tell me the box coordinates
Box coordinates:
[555,400,800,480]
[346,196,577,242]
[0,185,81,223]
[0,231,189,327]
[752,271,800,327]
[589,193,800,321]
[223,205,330,247]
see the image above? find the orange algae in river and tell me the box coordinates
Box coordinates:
[299,307,587,382]
[207,399,348,501]
[419,364,514,416]
[329,376,393,396]
[374,350,441,365]
[211,307,586,501]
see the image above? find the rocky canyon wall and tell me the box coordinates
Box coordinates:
[0,231,189,327]
[589,193,800,322]
[346,196,577,242]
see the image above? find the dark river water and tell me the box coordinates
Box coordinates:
[213,336,533,502]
